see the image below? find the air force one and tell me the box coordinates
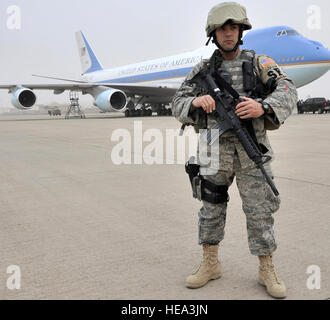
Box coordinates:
[1,26,330,116]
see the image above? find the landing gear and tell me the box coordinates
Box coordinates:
[156,104,172,116]
[124,101,153,118]
[65,91,86,119]
[124,100,172,118]
[129,107,153,117]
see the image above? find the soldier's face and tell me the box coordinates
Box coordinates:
[215,23,240,51]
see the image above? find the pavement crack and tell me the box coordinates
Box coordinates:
[276,176,330,188]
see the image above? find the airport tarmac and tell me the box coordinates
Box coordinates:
[0,112,329,300]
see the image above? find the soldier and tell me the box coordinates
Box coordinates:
[172,2,298,299]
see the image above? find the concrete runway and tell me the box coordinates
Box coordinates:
[0,112,329,300]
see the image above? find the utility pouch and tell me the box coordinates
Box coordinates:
[242,61,255,92]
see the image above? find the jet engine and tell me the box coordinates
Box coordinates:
[11,88,37,110]
[95,89,127,112]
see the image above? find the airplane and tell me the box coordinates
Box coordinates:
[241,26,330,88]
[1,25,330,118]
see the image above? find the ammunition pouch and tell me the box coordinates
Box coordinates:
[185,157,229,205]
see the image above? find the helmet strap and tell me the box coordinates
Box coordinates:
[209,25,244,52]
[205,36,212,46]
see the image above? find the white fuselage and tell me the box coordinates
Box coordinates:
[82,45,330,90]
[82,46,214,88]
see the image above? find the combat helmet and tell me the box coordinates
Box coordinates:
[205,2,252,52]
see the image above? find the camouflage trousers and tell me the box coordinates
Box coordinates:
[198,153,281,256]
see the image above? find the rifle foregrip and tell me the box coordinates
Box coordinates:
[235,127,260,161]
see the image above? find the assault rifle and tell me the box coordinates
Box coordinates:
[192,68,279,197]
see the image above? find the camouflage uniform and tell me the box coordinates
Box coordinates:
[172,49,298,256]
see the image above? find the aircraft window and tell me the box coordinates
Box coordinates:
[291,57,295,61]
[301,56,305,61]
[296,57,300,61]
[286,30,299,35]
[282,58,285,62]
[276,29,299,37]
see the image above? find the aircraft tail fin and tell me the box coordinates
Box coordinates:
[75,31,104,74]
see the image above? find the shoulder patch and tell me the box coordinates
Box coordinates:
[258,56,276,68]
[256,55,288,85]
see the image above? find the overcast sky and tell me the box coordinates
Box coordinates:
[1,0,330,109]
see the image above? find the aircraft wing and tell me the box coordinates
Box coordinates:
[0,83,178,97]
[101,83,178,97]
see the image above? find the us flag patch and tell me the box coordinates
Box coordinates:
[261,57,275,67]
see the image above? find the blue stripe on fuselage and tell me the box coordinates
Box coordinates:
[96,67,193,84]
[94,60,328,84]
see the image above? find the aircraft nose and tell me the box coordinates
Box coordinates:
[309,39,323,47]
[317,46,330,62]
[323,47,330,61]
[307,39,330,61]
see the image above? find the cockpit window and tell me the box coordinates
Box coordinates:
[276,29,299,37]
[286,30,299,35]
[276,30,286,37]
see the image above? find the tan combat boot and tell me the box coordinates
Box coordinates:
[258,254,286,299]
[186,244,222,289]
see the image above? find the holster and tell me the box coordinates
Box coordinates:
[185,157,229,205]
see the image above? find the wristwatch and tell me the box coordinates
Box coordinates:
[261,101,271,115]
